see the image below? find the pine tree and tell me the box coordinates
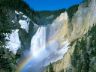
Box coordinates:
[48,63,54,72]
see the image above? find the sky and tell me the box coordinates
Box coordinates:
[24,0,83,11]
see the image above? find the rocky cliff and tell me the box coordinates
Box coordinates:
[0,0,96,72]
[44,0,96,72]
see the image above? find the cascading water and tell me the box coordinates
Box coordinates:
[4,10,72,72]
[18,12,70,72]
[3,0,96,72]
[30,26,47,58]
[15,1,96,71]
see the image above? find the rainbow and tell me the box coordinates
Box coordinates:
[16,54,33,72]
[16,12,68,72]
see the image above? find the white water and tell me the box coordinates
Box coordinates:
[25,26,69,72]
[6,11,70,72]
[4,1,96,71]
[24,12,70,72]
[30,26,46,58]
[30,26,69,65]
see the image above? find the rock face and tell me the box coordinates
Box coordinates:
[47,24,96,72]
[0,0,38,71]
[0,0,96,72]
[0,0,68,71]
[44,0,96,72]
[0,0,65,55]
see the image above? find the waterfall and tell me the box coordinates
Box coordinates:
[15,12,70,72]
[19,12,70,72]
[30,26,46,58]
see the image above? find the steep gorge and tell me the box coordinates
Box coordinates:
[0,0,96,72]
[44,0,96,72]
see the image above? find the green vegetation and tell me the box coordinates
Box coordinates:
[71,24,96,72]
[48,63,54,72]
[0,10,17,72]
[67,4,79,21]
[45,63,55,72]
[60,69,64,72]
[0,1,21,72]
[0,47,16,72]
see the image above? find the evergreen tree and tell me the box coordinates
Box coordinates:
[71,24,96,72]
[48,63,54,72]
